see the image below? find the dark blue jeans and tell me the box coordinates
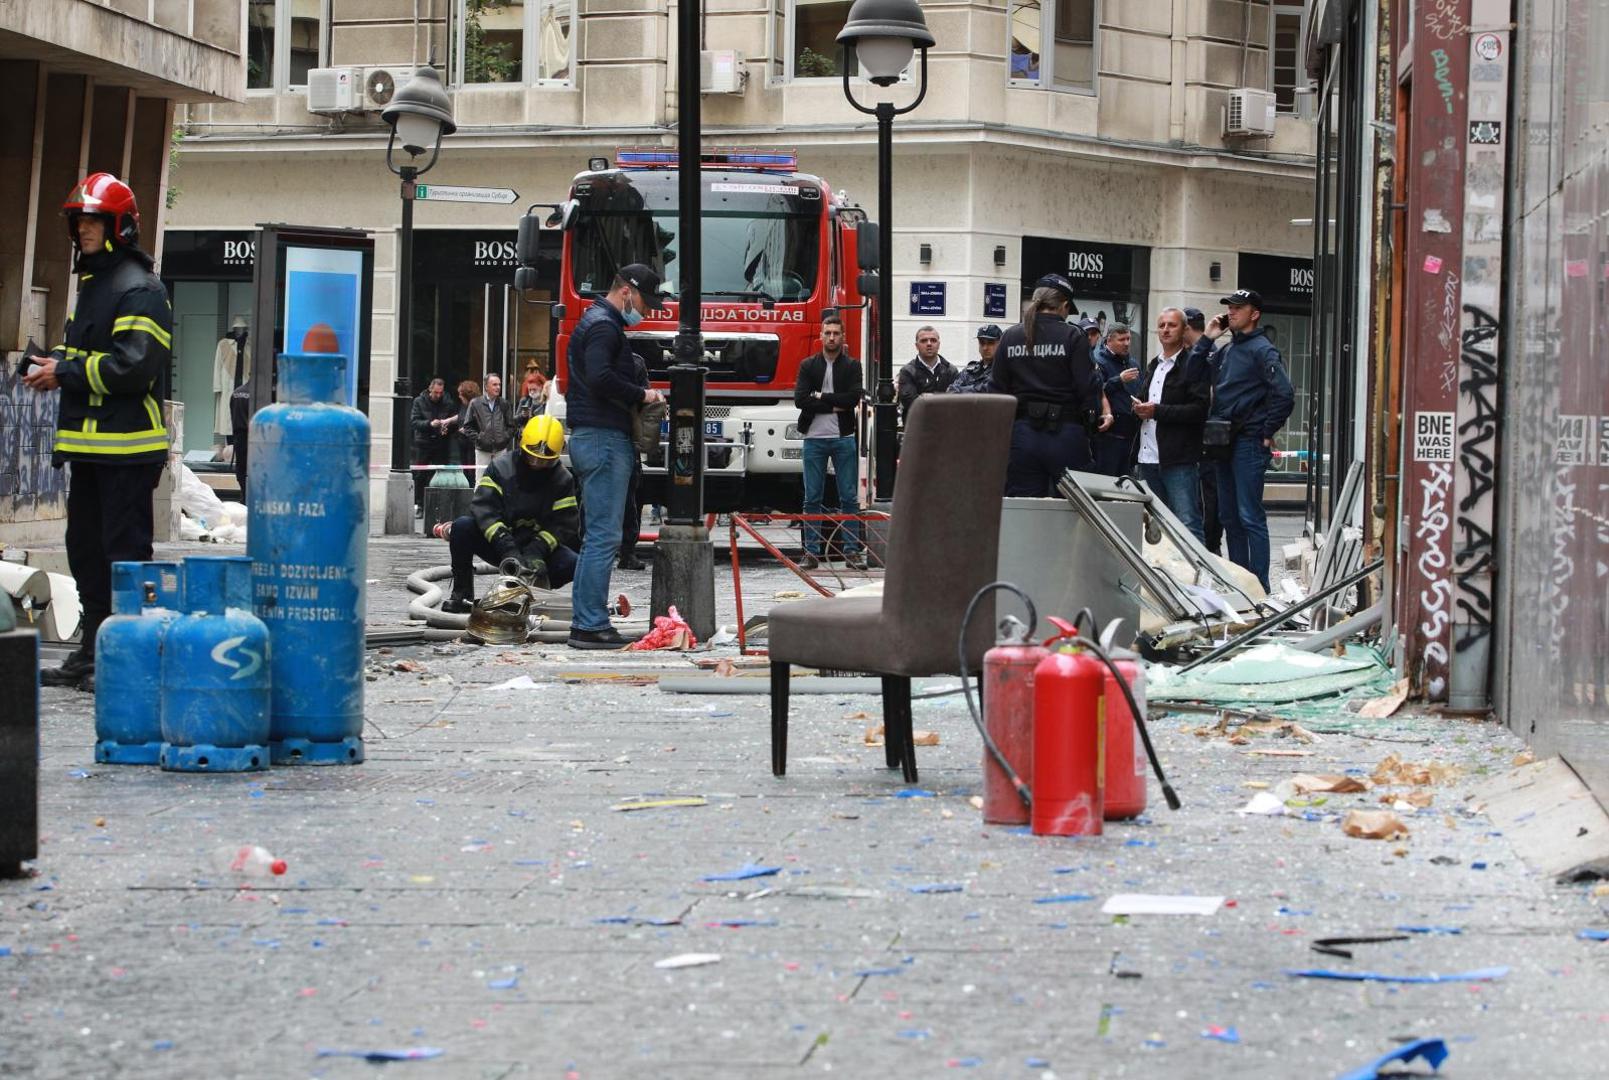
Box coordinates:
[1139,462,1205,543]
[1093,432,1135,477]
[448,514,577,594]
[568,427,635,631]
[801,435,861,556]
[1214,437,1274,590]
[1005,419,1092,497]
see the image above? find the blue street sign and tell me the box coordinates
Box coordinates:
[984,283,1007,319]
[909,282,946,316]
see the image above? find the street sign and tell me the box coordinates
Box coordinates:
[984,282,1007,319]
[910,281,946,316]
[414,184,519,205]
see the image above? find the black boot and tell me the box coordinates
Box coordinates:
[617,549,646,571]
[441,578,474,614]
[41,649,94,690]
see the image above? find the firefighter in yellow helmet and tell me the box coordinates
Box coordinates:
[437,414,580,612]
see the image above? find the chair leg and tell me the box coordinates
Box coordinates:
[770,661,790,776]
[884,675,917,784]
[880,675,904,769]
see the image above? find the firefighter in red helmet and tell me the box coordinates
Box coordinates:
[21,173,173,691]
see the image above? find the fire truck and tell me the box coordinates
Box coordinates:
[531,147,877,511]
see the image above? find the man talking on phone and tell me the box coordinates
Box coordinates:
[1188,289,1294,592]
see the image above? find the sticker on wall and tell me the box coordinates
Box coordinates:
[1422,210,1453,234]
[1413,412,1455,462]
[1422,255,1444,274]
[1473,33,1502,61]
[1469,121,1502,145]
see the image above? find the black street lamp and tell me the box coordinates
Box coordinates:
[838,0,932,501]
[381,66,455,530]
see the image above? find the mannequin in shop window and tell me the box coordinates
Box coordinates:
[215,315,250,455]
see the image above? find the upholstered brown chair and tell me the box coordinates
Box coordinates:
[768,393,1016,783]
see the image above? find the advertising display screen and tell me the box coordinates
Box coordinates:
[283,245,365,407]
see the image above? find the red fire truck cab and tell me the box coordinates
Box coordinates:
[544,147,875,511]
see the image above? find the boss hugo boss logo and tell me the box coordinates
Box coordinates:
[1290,266,1315,293]
[474,240,518,265]
[1066,251,1104,276]
[221,239,256,266]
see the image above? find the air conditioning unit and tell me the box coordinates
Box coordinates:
[700,50,747,95]
[1224,87,1278,137]
[307,67,360,114]
[358,66,405,112]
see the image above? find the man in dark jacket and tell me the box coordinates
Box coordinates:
[1181,307,1224,554]
[1091,324,1140,476]
[440,415,580,612]
[460,373,515,472]
[794,314,865,570]
[23,174,171,690]
[947,324,1001,394]
[1189,289,1296,590]
[410,377,459,513]
[564,263,666,648]
[896,326,955,423]
[1133,308,1210,541]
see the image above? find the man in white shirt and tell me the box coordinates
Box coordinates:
[1132,307,1211,541]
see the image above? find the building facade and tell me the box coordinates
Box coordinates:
[0,0,245,546]
[166,0,1319,478]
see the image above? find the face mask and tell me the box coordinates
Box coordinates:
[621,298,643,328]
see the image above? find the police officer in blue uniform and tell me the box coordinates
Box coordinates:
[990,275,1113,497]
[947,324,1002,394]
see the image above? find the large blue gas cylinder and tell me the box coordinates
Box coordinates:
[94,560,182,764]
[247,351,369,765]
[160,556,271,772]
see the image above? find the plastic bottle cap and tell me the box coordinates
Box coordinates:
[270,860,288,876]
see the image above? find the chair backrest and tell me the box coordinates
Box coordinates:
[881,394,1016,666]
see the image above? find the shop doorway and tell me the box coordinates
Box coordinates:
[170,280,253,455]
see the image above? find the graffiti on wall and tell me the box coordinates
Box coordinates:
[0,365,65,518]
[1453,304,1500,654]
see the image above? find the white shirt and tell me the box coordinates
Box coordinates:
[1137,350,1180,465]
[805,354,842,438]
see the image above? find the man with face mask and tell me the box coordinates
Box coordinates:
[565,263,667,648]
[438,416,580,613]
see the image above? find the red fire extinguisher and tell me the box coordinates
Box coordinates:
[1032,635,1107,837]
[982,616,1078,825]
[1102,642,1148,820]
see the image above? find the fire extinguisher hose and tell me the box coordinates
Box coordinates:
[959,582,1039,811]
[1072,633,1182,812]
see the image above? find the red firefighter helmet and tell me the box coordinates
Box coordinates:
[63,173,139,248]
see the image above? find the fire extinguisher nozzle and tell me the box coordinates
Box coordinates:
[1161,784,1181,811]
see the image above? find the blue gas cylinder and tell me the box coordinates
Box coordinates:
[160,555,271,772]
[247,351,369,765]
[94,560,182,764]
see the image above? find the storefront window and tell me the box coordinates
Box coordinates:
[1010,0,1096,91]
[454,0,572,85]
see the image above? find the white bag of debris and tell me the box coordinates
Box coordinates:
[176,464,231,531]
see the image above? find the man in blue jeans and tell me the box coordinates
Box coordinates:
[565,264,666,648]
[1189,289,1295,591]
[1132,307,1210,541]
[794,314,865,570]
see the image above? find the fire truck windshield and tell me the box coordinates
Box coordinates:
[569,176,822,304]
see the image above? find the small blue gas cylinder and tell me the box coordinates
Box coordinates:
[160,555,271,772]
[94,560,182,764]
[248,350,369,765]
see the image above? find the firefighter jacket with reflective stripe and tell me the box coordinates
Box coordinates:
[470,449,581,562]
[48,246,171,465]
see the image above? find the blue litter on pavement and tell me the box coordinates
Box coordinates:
[1034,893,1095,904]
[855,966,905,977]
[897,1029,933,1039]
[1201,1026,1240,1044]
[1287,966,1508,983]
[1334,1036,1449,1080]
[1026,1057,1051,1068]
[487,976,519,989]
[701,863,781,881]
[0,946,10,957]
[909,883,964,894]
[315,1047,446,1062]
[1577,928,1609,941]
[894,788,936,798]
[706,918,779,927]
[151,1040,174,1051]
[1397,925,1463,935]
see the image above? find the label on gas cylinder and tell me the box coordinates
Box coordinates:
[252,560,352,623]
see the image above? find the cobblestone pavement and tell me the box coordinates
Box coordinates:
[4,530,1608,1079]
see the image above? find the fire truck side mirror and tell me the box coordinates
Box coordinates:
[856,220,879,271]
[517,213,545,268]
[857,272,879,297]
[513,266,542,292]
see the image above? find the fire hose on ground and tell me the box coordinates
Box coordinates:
[404,564,651,644]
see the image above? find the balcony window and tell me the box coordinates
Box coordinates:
[247,0,327,91]
[1271,5,1309,112]
[452,0,572,85]
[1009,0,1096,93]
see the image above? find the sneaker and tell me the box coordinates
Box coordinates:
[617,553,646,571]
[41,650,94,688]
[798,554,821,570]
[844,552,868,571]
[568,626,630,650]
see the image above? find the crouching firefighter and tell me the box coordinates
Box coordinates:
[439,416,580,613]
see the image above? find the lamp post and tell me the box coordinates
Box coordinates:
[837,0,932,501]
[380,66,455,534]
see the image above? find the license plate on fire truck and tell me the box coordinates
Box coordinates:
[659,420,724,438]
